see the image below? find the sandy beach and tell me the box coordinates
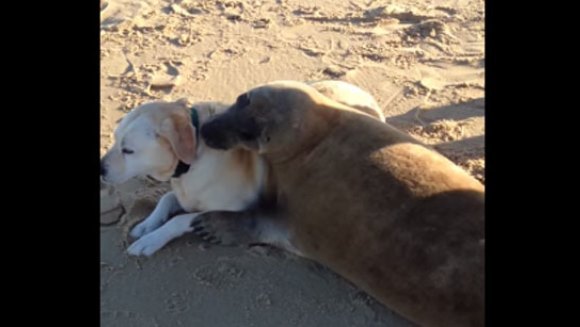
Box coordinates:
[100,0,484,326]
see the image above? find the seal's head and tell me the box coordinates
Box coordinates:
[201,81,337,158]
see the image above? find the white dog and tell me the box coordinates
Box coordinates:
[100,80,384,256]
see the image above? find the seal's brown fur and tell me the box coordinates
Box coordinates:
[199,81,484,327]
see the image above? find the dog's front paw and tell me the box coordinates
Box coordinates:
[127,230,170,256]
[130,220,160,239]
[190,213,257,246]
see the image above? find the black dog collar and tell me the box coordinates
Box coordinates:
[172,107,200,178]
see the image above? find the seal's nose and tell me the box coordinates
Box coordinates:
[201,122,230,150]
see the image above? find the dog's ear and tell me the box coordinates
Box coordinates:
[175,98,190,108]
[158,113,196,164]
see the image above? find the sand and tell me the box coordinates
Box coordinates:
[100,0,484,326]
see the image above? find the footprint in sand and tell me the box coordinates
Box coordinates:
[100,183,125,225]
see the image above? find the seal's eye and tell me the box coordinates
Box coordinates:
[122,148,134,155]
[238,116,259,141]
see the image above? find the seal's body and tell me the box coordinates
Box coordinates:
[195,81,484,327]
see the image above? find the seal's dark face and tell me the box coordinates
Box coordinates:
[201,92,264,151]
[201,81,319,154]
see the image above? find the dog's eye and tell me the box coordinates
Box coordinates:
[122,148,134,155]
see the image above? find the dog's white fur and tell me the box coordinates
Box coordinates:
[100,80,384,256]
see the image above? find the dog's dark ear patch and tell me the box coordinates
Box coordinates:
[236,93,250,108]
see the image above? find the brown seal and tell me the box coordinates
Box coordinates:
[193,81,484,327]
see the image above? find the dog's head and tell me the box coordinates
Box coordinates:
[100,100,197,184]
[200,81,338,158]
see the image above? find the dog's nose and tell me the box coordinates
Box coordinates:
[100,161,106,176]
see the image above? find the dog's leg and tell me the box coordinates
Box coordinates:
[127,212,202,256]
[190,210,304,257]
[130,191,183,239]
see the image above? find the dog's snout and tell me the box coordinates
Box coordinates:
[100,161,107,176]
